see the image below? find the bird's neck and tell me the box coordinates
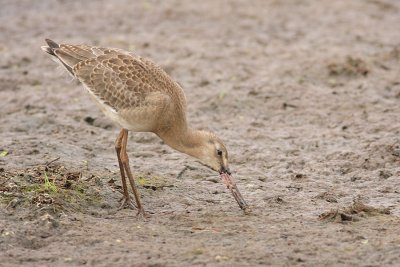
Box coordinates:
[157,126,207,159]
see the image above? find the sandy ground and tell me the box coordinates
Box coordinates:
[1,0,400,266]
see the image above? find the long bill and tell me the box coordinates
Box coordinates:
[220,172,251,214]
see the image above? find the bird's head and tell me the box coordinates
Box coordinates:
[195,132,230,174]
[192,131,250,213]
[159,129,250,213]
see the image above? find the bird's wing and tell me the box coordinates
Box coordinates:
[73,52,173,112]
[43,38,133,76]
[51,44,132,71]
[43,39,187,115]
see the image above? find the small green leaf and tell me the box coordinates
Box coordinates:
[43,171,58,193]
[0,150,8,157]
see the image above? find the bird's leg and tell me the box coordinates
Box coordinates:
[115,129,136,210]
[120,129,147,217]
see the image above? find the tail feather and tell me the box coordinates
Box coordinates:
[45,38,59,49]
[53,49,81,70]
[41,46,54,55]
[41,39,74,76]
[41,39,59,56]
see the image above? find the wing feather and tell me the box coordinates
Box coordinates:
[73,53,167,111]
[43,40,187,127]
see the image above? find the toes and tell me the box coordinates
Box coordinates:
[118,197,137,210]
[136,209,150,218]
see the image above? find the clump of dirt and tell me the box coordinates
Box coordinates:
[1,163,105,216]
[327,56,369,77]
[315,192,338,203]
[319,198,391,223]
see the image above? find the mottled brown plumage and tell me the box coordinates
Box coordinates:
[41,39,250,216]
[48,42,187,133]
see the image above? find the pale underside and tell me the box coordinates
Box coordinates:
[54,44,188,133]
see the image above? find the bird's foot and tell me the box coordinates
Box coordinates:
[136,207,151,218]
[118,196,137,210]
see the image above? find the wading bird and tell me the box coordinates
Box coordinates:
[41,39,249,216]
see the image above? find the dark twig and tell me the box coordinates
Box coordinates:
[176,166,189,179]
[44,157,60,167]
[176,164,198,179]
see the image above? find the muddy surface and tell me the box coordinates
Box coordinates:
[1,0,400,266]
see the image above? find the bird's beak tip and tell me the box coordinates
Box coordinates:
[220,172,249,211]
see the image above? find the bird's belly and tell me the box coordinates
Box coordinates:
[98,102,155,132]
[84,88,153,132]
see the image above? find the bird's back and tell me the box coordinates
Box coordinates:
[42,39,187,132]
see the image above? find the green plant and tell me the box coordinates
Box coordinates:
[43,171,58,193]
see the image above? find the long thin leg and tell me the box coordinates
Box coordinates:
[120,129,146,216]
[115,129,136,210]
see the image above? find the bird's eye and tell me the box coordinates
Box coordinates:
[217,150,223,156]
